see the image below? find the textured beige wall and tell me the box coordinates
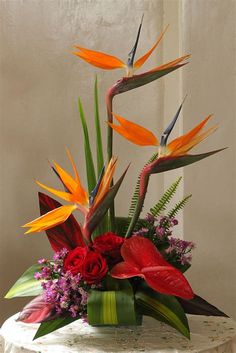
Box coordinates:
[181,0,236,318]
[0,0,165,323]
[0,0,235,325]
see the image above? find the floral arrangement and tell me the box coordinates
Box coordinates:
[5,19,227,340]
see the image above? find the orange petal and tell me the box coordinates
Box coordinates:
[23,205,77,234]
[109,114,159,146]
[94,157,117,206]
[148,54,190,73]
[167,115,215,156]
[65,148,89,205]
[36,180,75,203]
[53,161,78,194]
[134,25,169,70]
[169,125,218,156]
[73,46,125,70]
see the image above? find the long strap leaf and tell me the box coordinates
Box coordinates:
[94,77,104,177]
[150,177,182,217]
[78,98,96,194]
[136,285,190,339]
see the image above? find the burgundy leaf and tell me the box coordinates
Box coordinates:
[17,295,56,323]
[39,192,85,251]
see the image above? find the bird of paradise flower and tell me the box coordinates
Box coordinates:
[22,152,128,243]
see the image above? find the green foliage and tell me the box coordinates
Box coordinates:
[128,153,158,220]
[168,194,192,218]
[88,279,142,326]
[94,76,104,177]
[78,98,96,194]
[5,264,42,298]
[136,284,190,339]
[34,317,78,340]
[150,177,182,217]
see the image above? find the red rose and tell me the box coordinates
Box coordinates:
[64,246,87,275]
[81,251,108,284]
[93,232,124,263]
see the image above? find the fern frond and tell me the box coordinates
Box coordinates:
[150,177,182,217]
[168,194,192,218]
[128,153,158,219]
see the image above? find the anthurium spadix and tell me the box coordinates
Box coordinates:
[22,153,128,244]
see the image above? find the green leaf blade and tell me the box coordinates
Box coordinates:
[136,285,190,339]
[88,284,141,326]
[5,264,42,299]
[94,77,104,176]
[78,98,96,194]
[34,317,78,340]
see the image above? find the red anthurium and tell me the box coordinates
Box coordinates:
[110,236,194,299]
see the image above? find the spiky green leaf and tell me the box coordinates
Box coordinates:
[78,98,96,193]
[150,177,182,217]
[5,264,42,299]
[168,194,192,218]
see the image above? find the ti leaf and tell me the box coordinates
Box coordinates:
[136,285,190,339]
[34,316,78,340]
[78,98,96,194]
[5,264,42,299]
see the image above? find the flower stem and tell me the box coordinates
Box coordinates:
[125,168,150,238]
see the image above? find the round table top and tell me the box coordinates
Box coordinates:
[0,313,236,353]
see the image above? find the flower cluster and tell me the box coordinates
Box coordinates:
[34,233,124,318]
[34,249,89,318]
[133,213,194,269]
[165,238,195,266]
